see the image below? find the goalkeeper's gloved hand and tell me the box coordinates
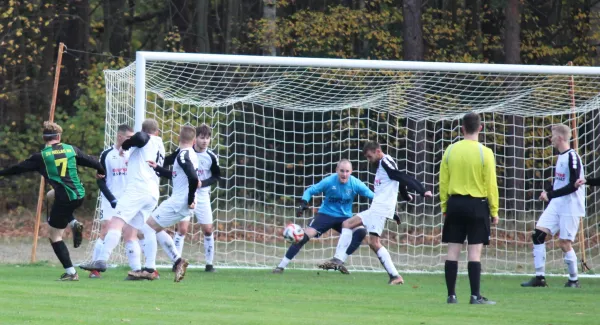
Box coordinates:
[297,200,309,217]
[110,199,118,209]
[392,213,401,225]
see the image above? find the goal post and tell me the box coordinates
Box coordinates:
[90,52,600,274]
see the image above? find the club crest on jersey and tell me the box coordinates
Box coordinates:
[374,179,382,186]
[331,186,337,190]
[172,171,178,178]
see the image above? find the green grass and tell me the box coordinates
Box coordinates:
[0,264,598,325]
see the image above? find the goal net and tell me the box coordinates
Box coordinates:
[89,53,600,274]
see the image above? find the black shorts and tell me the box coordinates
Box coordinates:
[442,195,491,245]
[307,213,348,238]
[47,199,83,229]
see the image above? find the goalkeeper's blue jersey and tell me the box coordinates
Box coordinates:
[301,174,374,218]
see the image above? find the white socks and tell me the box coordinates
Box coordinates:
[92,239,103,261]
[564,249,578,281]
[376,247,399,277]
[174,232,186,255]
[205,234,214,265]
[141,224,157,270]
[278,257,291,269]
[533,243,546,276]
[125,240,141,271]
[65,267,76,275]
[99,229,121,261]
[156,230,181,262]
[333,228,352,262]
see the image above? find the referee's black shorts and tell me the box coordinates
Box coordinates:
[47,199,83,229]
[442,195,491,245]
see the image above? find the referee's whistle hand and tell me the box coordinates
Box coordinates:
[491,216,499,225]
[539,191,549,202]
[423,191,433,198]
[575,178,586,188]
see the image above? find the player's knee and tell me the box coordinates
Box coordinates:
[353,228,367,241]
[558,239,572,252]
[368,235,381,250]
[202,225,213,237]
[532,229,547,245]
[297,233,310,246]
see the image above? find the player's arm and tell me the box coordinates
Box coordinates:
[163,148,180,167]
[482,148,499,219]
[297,176,329,216]
[0,153,43,176]
[95,149,117,206]
[121,131,150,150]
[546,151,581,199]
[380,156,427,199]
[439,147,450,215]
[354,177,374,200]
[177,150,199,206]
[73,147,106,175]
[199,150,221,188]
[576,176,600,187]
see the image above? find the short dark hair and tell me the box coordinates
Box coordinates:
[462,113,481,134]
[196,124,212,138]
[180,125,196,143]
[362,141,381,154]
[141,119,159,134]
[117,124,133,133]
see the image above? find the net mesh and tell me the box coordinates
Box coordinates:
[86,58,600,274]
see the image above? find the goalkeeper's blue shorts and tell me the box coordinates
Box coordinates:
[307,213,349,238]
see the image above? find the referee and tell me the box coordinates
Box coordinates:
[440,112,499,305]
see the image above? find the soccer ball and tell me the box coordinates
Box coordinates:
[283,223,304,244]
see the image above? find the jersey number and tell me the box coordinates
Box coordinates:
[55,158,67,177]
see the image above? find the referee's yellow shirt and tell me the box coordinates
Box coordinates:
[439,139,499,217]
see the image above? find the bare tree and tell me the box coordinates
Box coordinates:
[504,0,522,63]
[403,0,423,61]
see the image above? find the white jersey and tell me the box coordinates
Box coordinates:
[172,147,199,204]
[195,149,220,200]
[125,133,166,199]
[371,155,400,212]
[547,149,585,216]
[99,146,129,200]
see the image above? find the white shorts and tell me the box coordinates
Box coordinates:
[100,197,118,222]
[536,207,581,241]
[180,200,213,225]
[117,194,158,230]
[357,206,394,236]
[152,198,193,228]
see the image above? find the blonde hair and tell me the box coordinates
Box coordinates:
[552,124,572,141]
[180,125,196,143]
[42,121,63,141]
[141,119,159,134]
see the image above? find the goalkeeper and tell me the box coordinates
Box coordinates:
[273,159,374,273]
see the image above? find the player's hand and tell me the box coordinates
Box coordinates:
[147,160,157,169]
[110,199,118,209]
[95,174,105,179]
[407,194,413,202]
[297,200,309,217]
[197,180,202,188]
[392,213,401,225]
[423,191,433,198]
[575,178,586,188]
[189,202,196,210]
[539,191,549,202]
[491,216,499,225]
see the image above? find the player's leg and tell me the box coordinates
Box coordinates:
[442,196,468,303]
[274,214,329,273]
[317,215,362,272]
[465,199,496,305]
[559,215,581,288]
[365,214,403,285]
[90,202,115,278]
[195,201,216,272]
[345,227,367,258]
[174,219,190,256]
[123,223,143,279]
[521,207,557,287]
[47,200,82,281]
[134,218,164,280]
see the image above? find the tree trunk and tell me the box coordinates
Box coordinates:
[504,0,521,64]
[403,0,424,61]
[466,0,483,57]
[196,0,211,52]
[103,0,128,55]
[262,0,277,56]
[225,0,241,53]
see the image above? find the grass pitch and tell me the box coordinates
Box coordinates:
[0,264,597,325]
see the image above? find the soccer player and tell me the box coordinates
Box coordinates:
[0,121,106,280]
[273,159,374,274]
[80,118,166,278]
[440,112,499,305]
[521,124,585,289]
[87,124,134,278]
[156,124,221,272]
[319,142,432,284]
[129,125,198,282]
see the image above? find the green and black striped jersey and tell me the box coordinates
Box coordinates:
[0,143,106,202]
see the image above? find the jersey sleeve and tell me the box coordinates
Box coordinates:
[122,131,150,150]
[584,176,600,187]
[482,147,499,217]
[153,165,173,179]
[96,149,116,202]
[177,150,199,205]
[164,148,180,167]
[74,146,106,175]
[200,149,222,188]
[547,151,581,200]
[439,147,450,214]
[353,177,374,199]
[301,175,330,202]
[381,156,427,198]
[0,153,43,176]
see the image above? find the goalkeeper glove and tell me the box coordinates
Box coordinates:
[110,199,118,209]
[297,200,309,217]
[392,213,401,225]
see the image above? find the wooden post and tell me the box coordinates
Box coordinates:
[31,42,66,263]
[567,61,590,273]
